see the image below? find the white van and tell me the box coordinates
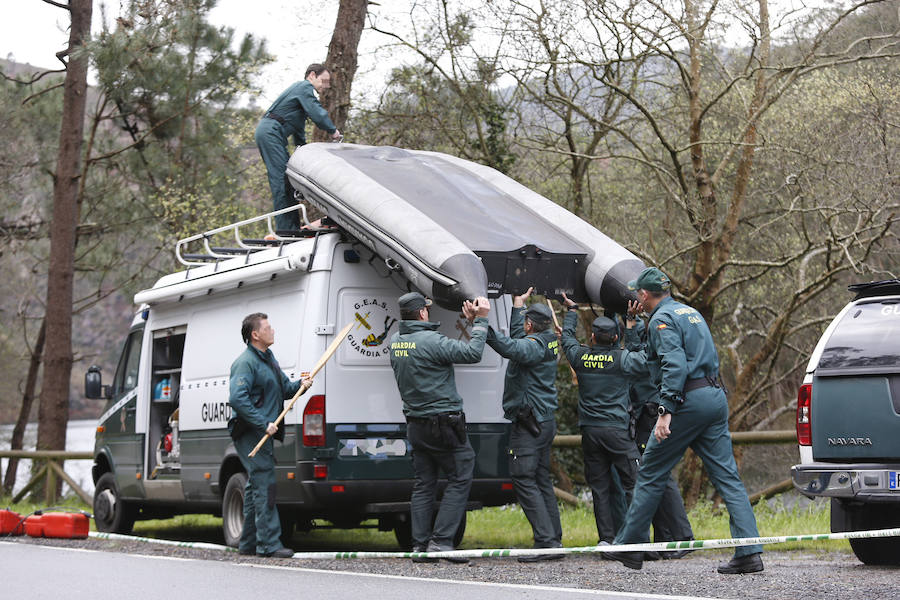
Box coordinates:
[87,212,516,548]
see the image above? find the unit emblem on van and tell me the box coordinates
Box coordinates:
[348,298,398,357]
[827,437,873,446]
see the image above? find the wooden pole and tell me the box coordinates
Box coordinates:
[546,299,578,386]
[249,321,355,457]
[47,459,93,505]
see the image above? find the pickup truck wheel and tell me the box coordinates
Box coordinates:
[222,472,247,548]
[93,473,136,534]
[832,499,900,566]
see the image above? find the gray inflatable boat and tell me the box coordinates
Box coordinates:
[286,143,644,312]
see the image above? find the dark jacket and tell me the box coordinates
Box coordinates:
[624,319,660,410]
[389,317,489,417]
[487,306,559,422]
[228,344,302,435]
[560,310,647,428]
[647,296,721,414]
[260,79,336,145]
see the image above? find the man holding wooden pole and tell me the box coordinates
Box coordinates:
[228,313,309,558]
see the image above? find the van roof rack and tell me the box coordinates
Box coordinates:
[848,279,900,299]
[175,205,313,267]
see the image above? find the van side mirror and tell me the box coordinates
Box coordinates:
[85,365,110,399]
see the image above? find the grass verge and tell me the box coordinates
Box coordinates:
[2,493,850,555]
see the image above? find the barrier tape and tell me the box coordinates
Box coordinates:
[88,526,900,560]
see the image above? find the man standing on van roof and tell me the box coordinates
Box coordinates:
[486,288,564,562]
[228,313,308,558]
[606,268,763,574]
[389,291,491,562]
[256,63,342,233]
[559,295,647,546]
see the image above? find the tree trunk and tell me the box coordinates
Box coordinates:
[312,0,367,141]
[2,319,46,495]
[35,0,93,499]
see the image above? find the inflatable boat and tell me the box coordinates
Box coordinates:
[286,143,644,312]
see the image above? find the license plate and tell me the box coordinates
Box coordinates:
[890,472,899,490]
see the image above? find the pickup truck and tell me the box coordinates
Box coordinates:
[791,279,900,565]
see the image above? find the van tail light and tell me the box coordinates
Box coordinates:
[303,395,325,447]
[796,383,812,446]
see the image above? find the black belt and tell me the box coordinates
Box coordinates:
[683,374,723,394]
[264,111,287,125]
[406,410,462,423]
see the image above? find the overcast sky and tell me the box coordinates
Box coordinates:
[1,0,407,105]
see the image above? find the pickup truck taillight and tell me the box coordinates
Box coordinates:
[796,383,811,446]
[303,395,326,447]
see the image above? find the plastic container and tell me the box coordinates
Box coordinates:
[24,514,43,537]
[41,512,90,539]
[0,509,25,535]
[154,377,171,402]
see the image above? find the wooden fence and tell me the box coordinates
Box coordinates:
[1,429,797,507]
[550,429,796,506]
[0,450,93,505]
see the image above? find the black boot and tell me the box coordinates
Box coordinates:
[605,550,643,570]
[717,552,764,574]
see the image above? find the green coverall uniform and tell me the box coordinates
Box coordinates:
[614,296,762,558]
[487,306,562,549]
[228,344,302,555]
[255,79,336,231]
[389,316,489,549]
[560,310,645,542]
[624,319,695,544]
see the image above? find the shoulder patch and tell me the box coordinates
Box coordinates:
[656,323,668,330]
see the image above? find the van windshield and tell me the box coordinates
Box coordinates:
[819,300,900,370]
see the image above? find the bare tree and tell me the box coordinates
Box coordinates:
[35,0,93,491]
[313,0,368,141]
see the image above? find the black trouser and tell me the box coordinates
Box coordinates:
[581,425,640,542]
[634,403,694,542]
[508,419,562,548]
[406,413,475,548]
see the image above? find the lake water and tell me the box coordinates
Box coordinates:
[0,419,97,497]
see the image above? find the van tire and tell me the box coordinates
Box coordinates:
[93,473,136,534]
[393,511,467,550]
[222,472,247,548]
[832,498,900,565]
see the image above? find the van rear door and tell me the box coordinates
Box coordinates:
[812,299,900,462]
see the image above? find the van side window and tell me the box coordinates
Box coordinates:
[112,329,143,397]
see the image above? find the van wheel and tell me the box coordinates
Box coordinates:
[222,472,247,548]
[93,473,136,534]
[279,513,295,546]
[394,517,413,550]
[392,511,467,550]
[832,499,900,565]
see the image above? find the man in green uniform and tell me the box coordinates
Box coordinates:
[255,63,342,232]
[608,268,763,574]
[559,297,646,544]
[389,291,491,563]
[486,288,563,561]
[228,313,308,558]
[624,314,694,558]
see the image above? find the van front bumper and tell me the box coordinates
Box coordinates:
[792,463,900,501]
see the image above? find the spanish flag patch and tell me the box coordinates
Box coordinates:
[657,323,668,330]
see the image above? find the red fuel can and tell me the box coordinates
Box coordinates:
[24,514,44,537]
[40,512,90,539]
[0,509,25,535]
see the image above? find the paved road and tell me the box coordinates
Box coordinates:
[2,541,713,600]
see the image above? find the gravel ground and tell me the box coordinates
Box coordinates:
[6,535,897,599]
